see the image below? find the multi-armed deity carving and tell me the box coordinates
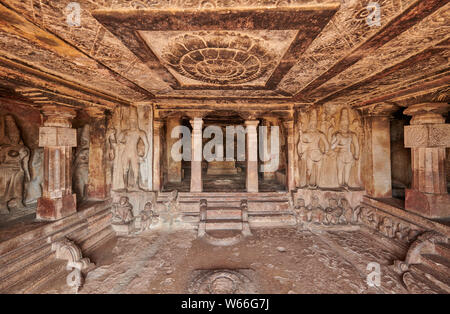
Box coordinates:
[73,125,90,202]
[107,107,149,191]
[297,105,362,190]
[0,115,30,213]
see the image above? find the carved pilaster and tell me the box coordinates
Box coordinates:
[37,105,77,221]
[283,120,295,191]
[85,107,107,200]
[359,103,398,198]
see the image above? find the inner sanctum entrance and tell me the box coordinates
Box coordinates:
[162,111,287,192]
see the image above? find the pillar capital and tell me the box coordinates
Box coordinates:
[189,117,203,130]
[245,120,259,131]
[41,105,77,127]
[403,103,448,125]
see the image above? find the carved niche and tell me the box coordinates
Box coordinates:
[296,105,363,190]
[107,106,149,192]
[0,114,30,213]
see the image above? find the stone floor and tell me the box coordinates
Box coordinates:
[39,227,412,294]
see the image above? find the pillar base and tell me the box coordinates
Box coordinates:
[36,194,77,221]
[405,189,450,219]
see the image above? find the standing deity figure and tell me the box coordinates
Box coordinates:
[109,109,149,191]
[0,115,30,213]
[73,125,90,202]
[297,109,329,189]
[331,108,360,189]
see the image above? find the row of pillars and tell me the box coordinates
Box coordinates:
[152,117,297,193]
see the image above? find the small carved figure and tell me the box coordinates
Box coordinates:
[297,109,330,189]
[294,198,307,224]
[340,197,354,224]
[111,196,134,224]
[379,216,396,238]
[160,190,181,226]
[307,195,324,224]
[324,197,342,225]
[140,201,158,232]
[360,207,379,230]
[0,115,30,213]
[331,108,360,189]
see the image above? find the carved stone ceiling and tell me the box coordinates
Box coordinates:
[0,0,448,109]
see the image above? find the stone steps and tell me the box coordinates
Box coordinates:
[206,221,243,231]
[0,200,114,293]
[206,208,242,220]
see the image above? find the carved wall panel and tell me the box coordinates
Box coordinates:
[73,125,90,202]
[107,105,151,192]
[0,114,31,213]
[296,105,363,190]
[292,189,364,227]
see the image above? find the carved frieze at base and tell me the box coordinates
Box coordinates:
[292,189,364,229]
[110,190,189,234]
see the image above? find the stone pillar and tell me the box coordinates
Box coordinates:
[37,105,77,221]
[167,117,182,183]
[153,120,163,192]
[190,117,203,192]
[261,118,276,180]
[283,120,296,191]
[360,104,398,198]
[86,108,108,200]
[245,120,259,193]
[404,103,450,218]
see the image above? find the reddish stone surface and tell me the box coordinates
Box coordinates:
[36,194,77,221]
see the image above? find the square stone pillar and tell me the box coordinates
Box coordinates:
[86,108,108,200]
[190,118,203,192]
[360,104,398,198]
[167,117,182,183]
[404,103,450,218]
[153,120,163,192]
[283,120,296,191]
[37,105,77,221]
[245,120,259,193]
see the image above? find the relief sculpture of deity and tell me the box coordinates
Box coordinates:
[297,106,362,190]
[297,109,329,189]
[108,107,149,191]
[0,115,30,213]
[331,108,360,189]
[73,125,90,202]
